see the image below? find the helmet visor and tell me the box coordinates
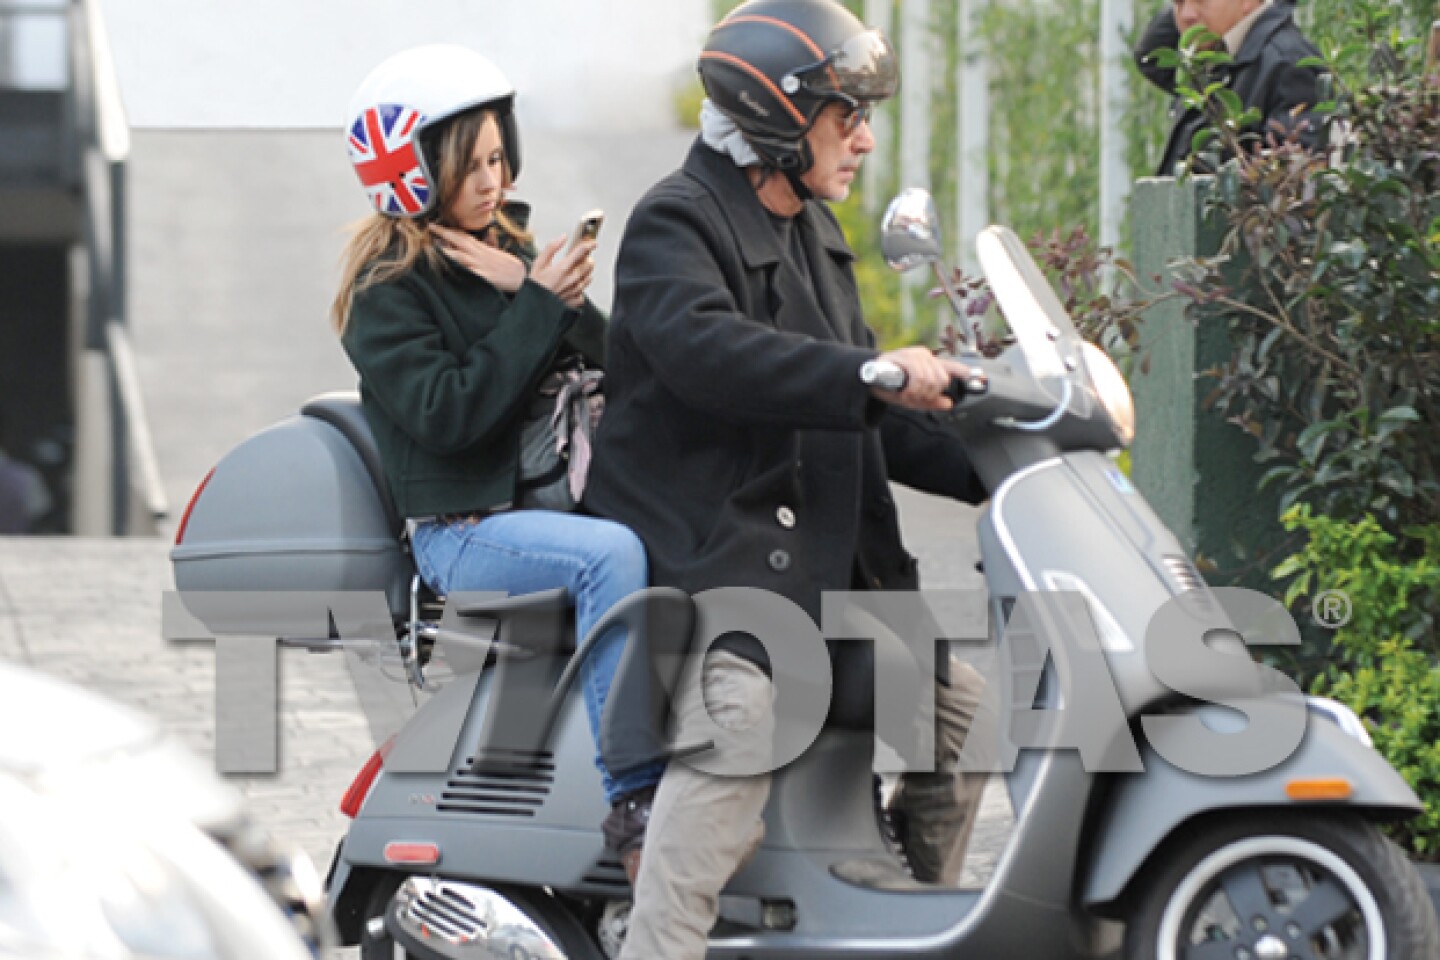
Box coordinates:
[796,29,899,104]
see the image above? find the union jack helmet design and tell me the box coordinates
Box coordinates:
[345,45,520,219]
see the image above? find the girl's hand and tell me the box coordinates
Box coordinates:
[430,224,527,293]
[530,237,597,309]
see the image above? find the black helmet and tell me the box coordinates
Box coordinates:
[699,0,898,174]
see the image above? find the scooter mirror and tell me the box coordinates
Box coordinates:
[880,188,943,272]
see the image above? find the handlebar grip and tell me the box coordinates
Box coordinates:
[943,378,967,404]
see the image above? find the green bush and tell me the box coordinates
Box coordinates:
[925,223,1159,369]
[833,191,907,349]
[967,0,1169,243]
[673,77,705,130]
[1167,8,1439,548]
[975,0,1103,239]
[1277,506,1440,858]
[1299,0,1437,91]
[1158,2,1440,856]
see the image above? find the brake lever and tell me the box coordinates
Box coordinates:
[945,369,989,403]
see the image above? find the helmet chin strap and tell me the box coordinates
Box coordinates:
[743,132,814,205]
[782,167,814,202]
[775,139,815,203]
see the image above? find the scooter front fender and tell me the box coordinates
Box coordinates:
[1082,708,1421,909]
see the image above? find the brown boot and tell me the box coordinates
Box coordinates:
[601,786,656,886]
[890,771,977,885]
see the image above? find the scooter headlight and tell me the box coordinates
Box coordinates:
[1079,342,1135,448]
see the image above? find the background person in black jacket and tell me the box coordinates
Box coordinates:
[1136,0,1324,175]
[583,2,991,957]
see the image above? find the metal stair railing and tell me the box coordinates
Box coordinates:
[69,0,167,532]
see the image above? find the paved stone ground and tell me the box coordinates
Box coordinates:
[0,537,372,871]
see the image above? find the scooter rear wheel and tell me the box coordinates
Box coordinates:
[1124,813,1439,960]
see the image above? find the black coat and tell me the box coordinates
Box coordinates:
[584,139,984,671]
[1136,0,1323,175]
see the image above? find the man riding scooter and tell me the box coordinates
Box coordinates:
[582,2,991,956]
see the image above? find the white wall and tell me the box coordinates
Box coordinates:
[98,0,710,131]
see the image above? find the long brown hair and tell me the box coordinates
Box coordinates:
[330,106,532,334]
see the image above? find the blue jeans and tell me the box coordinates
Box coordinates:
[411,511,665,805]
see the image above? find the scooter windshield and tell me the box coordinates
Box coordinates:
[975,226,1094,421]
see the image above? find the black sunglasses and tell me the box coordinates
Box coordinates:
[839,102,873,136]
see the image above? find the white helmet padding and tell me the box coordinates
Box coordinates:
[345,44,520,218]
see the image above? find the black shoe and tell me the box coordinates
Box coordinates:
[602,786,656,885]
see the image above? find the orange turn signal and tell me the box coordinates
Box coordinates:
[1286,778,1353,801]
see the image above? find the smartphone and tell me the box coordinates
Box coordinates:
[566,209,604,255]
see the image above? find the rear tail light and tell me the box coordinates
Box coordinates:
[384,842,440,865]
[174,467,217,545]
[341,735,395,818]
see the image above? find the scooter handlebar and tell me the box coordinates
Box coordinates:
[866,362,980,405]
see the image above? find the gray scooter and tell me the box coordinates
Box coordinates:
[170,194,1439,960]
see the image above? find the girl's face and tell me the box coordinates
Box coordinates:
[443,114,507,233]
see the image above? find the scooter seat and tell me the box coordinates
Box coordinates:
[301,392,404,539]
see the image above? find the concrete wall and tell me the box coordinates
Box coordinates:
[97,0,710,132]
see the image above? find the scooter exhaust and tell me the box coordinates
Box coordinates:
[385,876,566,960]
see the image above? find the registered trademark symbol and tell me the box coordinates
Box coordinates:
[1312,589,1353,629]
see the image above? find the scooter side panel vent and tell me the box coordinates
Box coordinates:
[439,749,555,817]
[1161,555,1220,614]
[1161,555,1208,594]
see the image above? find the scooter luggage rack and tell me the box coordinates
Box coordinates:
[406,572,439,689]
[274,576,565,694]
[273,575,454,689]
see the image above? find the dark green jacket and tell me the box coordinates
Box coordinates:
[340,220,605,519]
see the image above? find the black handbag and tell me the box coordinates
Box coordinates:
[515,365,604,512]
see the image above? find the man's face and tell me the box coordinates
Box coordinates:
[1173,0,1261,38]
[800,101,875,203]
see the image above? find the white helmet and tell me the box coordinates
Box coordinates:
[345,44,520,218]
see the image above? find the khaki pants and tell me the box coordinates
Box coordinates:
[620,651,987,960]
